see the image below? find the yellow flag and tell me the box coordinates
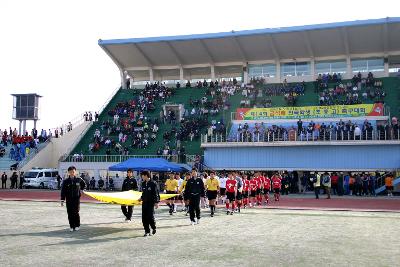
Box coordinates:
[84,190,178,205]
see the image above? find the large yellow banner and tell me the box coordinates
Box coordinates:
[235,103,384,120]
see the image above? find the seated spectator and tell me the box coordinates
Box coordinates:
[98,177,104,190]
[89,177,96,190]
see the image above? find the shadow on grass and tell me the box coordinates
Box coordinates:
[0,222,192,246]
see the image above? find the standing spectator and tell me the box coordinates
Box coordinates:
[95,112,99,121]
[19,172,25,189]
[354,173,362,196]
[281,173,289,195]
[369,172,377,197]
[140,171,160,237]
[311,172,320,199]
[297,119,303,136]
[322,172,331,199]
[113,114,119,125]
[60,166,86,232]
[331,172,339,195]
[1,172,7,189]
[337,172,344,196]
[56,174,62,190]
[10,172,18,189]
[300,172,308,193]
[362,173,370,196]
[385,173,394,196]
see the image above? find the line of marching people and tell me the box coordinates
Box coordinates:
[163,170,283,223]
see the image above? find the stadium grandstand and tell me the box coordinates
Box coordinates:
[2,17,399,193]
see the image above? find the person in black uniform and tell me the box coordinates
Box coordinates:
[140,171,160,237]
[121,168,138,221]
[1,172,7,189]
[19,172,25,189]
[185,169,205,225]
[60,166,86,232]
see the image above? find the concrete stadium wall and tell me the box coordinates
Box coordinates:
[21,122,92,172]
[203,141,400,171]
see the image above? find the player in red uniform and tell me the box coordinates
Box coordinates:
[255,172,264,205]
[242,174,250,208]
[271,172,282,201]
[263,174,271,205]
[225,173,237,215]
[249,175,259,207]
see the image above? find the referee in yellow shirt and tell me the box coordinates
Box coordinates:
[205,171,220,217]
[165,173,178,215]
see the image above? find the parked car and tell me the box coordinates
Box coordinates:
[23,168,59,189]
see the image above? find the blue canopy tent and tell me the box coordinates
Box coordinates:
[108,158,189,172]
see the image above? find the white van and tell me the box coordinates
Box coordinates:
[23,168,59,189]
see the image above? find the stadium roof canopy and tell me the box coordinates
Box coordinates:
[99,17,400,81]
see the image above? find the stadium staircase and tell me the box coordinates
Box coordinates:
[66,77,400,159]
[0,146,17,171]
[375,176,400,194]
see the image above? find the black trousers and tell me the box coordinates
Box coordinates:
[1,181,6,189]
[66,200,80,229]
[121,205,133,219]
[189,194,201,222]
[142,203,156,233]
[314,186,320,199]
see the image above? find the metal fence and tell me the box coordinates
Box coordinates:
[63,154,197,164]
[202,128,400,143]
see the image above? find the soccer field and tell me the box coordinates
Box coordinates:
[0,201,399,267]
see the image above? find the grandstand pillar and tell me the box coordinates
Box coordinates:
[310,59,315,79]
[243,63,249,84]
[18,120,22,136]
[22,120,26,135]
[149,69,154,83]
[179,66,184,84]
[276,61,281,83]
[120,70,127,89]
[211,65,215,80]
[346,57,352,79]
[384,60,389,76]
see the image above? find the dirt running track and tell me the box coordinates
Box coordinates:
[0,189,399,212]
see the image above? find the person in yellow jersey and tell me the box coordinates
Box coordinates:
[179,172,191,215]
[164,173,178,215]
[205,171,220,217]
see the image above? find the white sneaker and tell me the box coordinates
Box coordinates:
[191,221,195,226]
[196,219,200,225]
[69,228,74,232]
[75,227,80,231]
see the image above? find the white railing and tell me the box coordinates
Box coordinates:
[63,154,177,163]
[59,86,121,161]
[16,138,51,170]
[202,128,400,143]
[98,86,121,115]
[63,154,197,165]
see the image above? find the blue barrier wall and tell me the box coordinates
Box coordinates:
[203,143,400,170]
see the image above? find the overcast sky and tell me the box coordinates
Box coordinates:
[0,0,398,132]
